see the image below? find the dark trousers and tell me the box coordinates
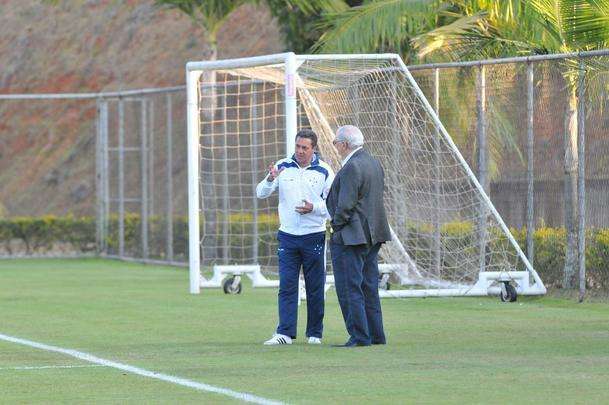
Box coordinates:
[276,231,326,339]
[330,241,386,345]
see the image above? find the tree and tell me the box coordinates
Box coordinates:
[155,0,348,58]
[266,0,361,53]
[313,0,439,61]
[315,0,609,295]
[412,0,609,295]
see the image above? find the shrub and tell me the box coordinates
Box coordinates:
[0,215,607,290]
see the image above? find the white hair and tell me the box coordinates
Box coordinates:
[335,125,364,149]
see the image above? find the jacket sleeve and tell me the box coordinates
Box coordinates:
[331,163,360,231]
[256,163,279,198]
[311,166,335,219]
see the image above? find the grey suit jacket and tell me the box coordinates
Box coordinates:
[326,148,392,246]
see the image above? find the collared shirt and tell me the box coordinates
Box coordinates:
[341,146,363,167]
[256,153,335,236]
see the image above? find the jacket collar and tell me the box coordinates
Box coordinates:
[341,147,363,167]
[290,153,320,168]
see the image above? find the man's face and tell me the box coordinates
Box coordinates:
[295,136,315,166]
[332,138,348,159]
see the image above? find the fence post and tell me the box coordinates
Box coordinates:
[476,65,488,273]
[99,100,109,253]
[102,101,109,254]
[577,60,587,302]
[526,62,535,262]
[148,99,155,219]
[95,99,103,253]
[141,99,149,259]
[165,94,174,261]
[118,99,125,258]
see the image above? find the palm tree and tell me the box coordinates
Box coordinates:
[315,0,609,291]
[155,0,347,263]
[156,0,348,60]
[313,0,439,60]
[412,0,609,291]
[314,0,531,174]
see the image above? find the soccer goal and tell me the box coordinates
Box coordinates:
[185,52,546,300]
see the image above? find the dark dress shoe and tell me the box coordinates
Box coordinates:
[332,339,370,347]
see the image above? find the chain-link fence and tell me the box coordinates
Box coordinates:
[0,87,188,265]
[2,50,609,294]
[410,50,609,293]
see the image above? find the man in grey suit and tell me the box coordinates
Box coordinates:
[327,125,392,347]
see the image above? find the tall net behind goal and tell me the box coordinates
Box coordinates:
[188,54,545,297]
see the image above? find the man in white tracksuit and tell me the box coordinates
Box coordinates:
[257,129,334,345]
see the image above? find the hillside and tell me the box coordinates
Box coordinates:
[0,0,283,218]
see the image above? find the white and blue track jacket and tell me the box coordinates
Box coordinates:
[256,153,335,236]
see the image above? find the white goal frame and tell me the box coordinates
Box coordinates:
[186,52,546,298]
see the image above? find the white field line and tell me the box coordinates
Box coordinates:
[0,364,104,370]
[0,333,284,405]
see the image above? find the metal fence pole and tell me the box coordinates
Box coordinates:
[100,100,109,253]
[526,62,535,262]
[564,73,579,289]
[141,99,149,259]
[476,65,488,273]
[148,99,155,219]
[118,99,125,257]
[166,93,174,261]
[95,99,103,253]
[577,60,587,302]
[432,68,442,277]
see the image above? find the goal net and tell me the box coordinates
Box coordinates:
[186,53,546,297]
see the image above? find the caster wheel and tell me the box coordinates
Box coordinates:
[223,276,242,294]
[500,282,517,302]
[378,275,390,290]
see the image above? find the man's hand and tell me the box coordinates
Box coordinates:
[266,164,284,182]
[295,199,313,215]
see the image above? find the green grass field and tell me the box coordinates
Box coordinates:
[1,259,609,404]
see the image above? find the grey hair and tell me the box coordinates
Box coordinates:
[335,125,364,149]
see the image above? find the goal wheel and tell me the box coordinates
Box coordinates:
[378,274,391,290]
[223,276,242,294]
[500,282,517,302]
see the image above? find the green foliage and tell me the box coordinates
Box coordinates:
[0,216,96,255]
[2,216,608,289]
[155,0,348,52]
[155,0,248,45]
[314,0,609,63]
[401,223,609,290]
[411,0,609,62]
[314,0,437,60]
[585,228,609,289]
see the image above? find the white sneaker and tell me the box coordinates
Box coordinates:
[263,334,292,345]
[307,337,322,345]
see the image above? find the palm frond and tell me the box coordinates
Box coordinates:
[286,0,348,14]
[564,0,609,49]
[313,0,437,54]
[155,0,246,37]
[412,11,538,61]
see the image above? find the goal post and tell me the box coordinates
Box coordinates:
[185,52,546,298]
